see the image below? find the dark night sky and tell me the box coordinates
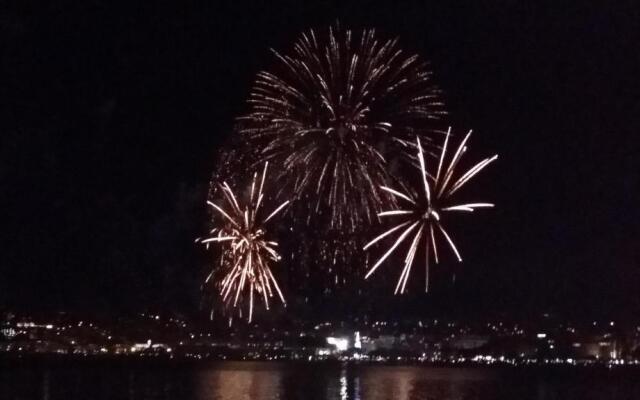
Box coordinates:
[1,1,639,320]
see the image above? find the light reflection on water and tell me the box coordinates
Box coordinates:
[338,366,500,400]
[195,363,499,400]
[1,361,639,400]
[196,364,283,400]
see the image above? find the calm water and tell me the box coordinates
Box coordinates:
[1,361,639,400]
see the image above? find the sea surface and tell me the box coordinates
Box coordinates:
[1,360,639,400]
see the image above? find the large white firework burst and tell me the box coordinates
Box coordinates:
[198,162,289,322]
[239,24,446,231]
[364,128,498,294]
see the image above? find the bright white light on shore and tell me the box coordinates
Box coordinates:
[327,337,349,352]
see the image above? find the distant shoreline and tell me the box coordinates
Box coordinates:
[2,354,640,373]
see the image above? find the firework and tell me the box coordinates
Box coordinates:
[364,128,497,294]
[239,24,446,230]
[198,162,289,322]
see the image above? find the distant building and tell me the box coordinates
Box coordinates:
[450,335,489,350]
[373,335,396,350]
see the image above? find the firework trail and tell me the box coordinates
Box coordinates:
[239,24,446,231]
[198,162,289,322]
[364,128,497,294]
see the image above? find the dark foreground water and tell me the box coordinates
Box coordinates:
[1,360,640,400]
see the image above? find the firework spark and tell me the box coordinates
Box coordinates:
[239,24,446,230]
[198,162,289,322]
[364,128,497,294]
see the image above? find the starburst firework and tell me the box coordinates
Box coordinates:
[199,162,289,322]
[364,128,497,294]
[239,24,446,230]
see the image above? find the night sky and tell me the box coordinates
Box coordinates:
[1,1,639,320]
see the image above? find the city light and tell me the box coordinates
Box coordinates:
[327,337,349,352]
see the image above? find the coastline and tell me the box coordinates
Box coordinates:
[2,353,639,372]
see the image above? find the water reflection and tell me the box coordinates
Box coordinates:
[339,367,348,400]
[352,375,361,400]
[191,364,583,400]
[197,363,282,400]
[42,371,50,400]
[0,361,639,400]
[359,367,416,400]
